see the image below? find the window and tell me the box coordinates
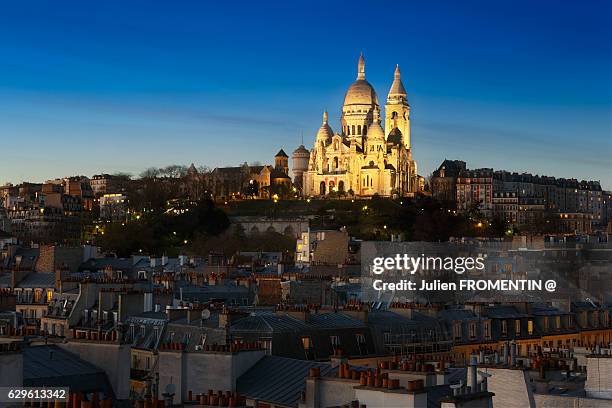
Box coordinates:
[261,339,272,355]
[528,320,534,335]
[330,335,340,354]
[469,323,477,339]
[352,125,355,135]
[501,320,507,336]
[357,125,361,135]
[484,321,491,340]
[453,322,462,340]
[301,336,314,360]
[355,333,367,355]
[515,320,521,336]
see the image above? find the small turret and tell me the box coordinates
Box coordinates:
[274,149,289,175]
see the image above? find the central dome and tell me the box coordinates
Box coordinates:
[343,53,378,107]
[343,79,378,106]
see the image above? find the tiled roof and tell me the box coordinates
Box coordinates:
[237,355,336,407]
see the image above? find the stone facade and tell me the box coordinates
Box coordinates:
[302,55,418,198]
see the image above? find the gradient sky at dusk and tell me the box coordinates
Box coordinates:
[1,1,611,188]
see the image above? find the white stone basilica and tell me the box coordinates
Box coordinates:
[298,54,418,197]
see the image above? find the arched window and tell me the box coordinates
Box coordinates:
[357,125,361,135]
[347,126,350,135]
[320,181,326,195]
[338,180,345,192]
[333,157,339,168]
[352,125,355,135]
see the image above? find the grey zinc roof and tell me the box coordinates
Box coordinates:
[438,308,479,321]
[230,314,310,333]
[17,272,55,288]
[484,306,528,319]
[80,258,133,271]
[0,273,11,287]
[237,355,337,407]
[23,345,114,397]
[307,313,366,329]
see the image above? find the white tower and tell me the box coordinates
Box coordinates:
[385,65,410,148]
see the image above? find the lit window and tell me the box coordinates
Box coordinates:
[528,320,533,335]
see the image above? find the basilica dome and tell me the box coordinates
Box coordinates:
[343,53,378,107]
[343,79,378,107]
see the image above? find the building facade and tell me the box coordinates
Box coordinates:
[302,55,418,197]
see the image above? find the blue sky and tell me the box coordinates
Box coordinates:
[1,1,611,188]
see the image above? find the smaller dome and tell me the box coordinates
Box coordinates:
[387,127,403,145]
[366,107,385,140]
[316,111,334,142]
[367,122,385,141]
[292,145,310,156]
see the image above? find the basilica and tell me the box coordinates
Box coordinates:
[298,54,418,197]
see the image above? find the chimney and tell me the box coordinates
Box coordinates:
[468,355,478,393]
[503,342,509,365]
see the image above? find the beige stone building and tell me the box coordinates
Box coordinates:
[302,54,418,197]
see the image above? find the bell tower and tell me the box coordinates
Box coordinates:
[385,65,411,148]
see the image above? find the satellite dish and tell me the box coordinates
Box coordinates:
[165,383,176,395]
[201,309,211,320]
